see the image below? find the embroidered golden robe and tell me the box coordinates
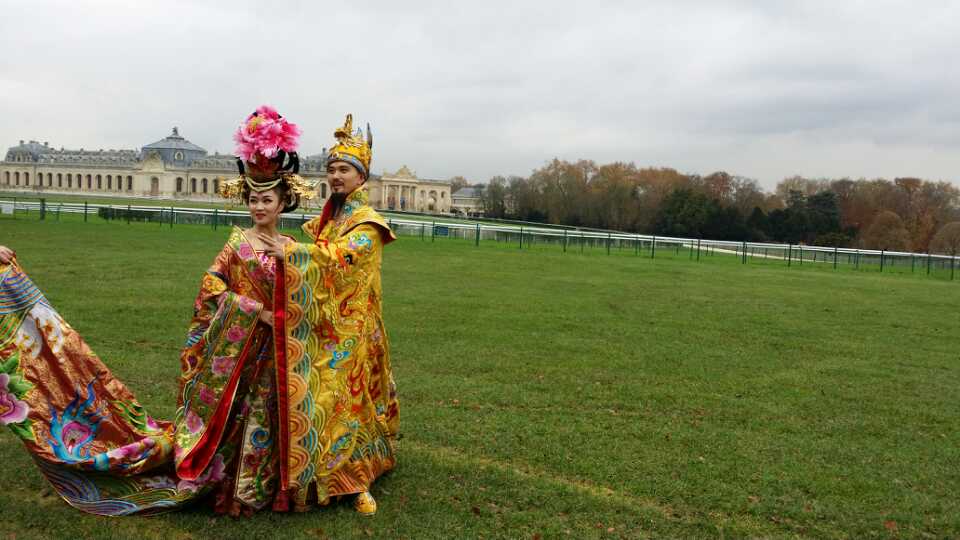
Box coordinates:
[282,186,399,507]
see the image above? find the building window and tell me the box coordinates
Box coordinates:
[174,151,184,161]
[191,178,197,193]
[24,172,29,186]
[202,178,208,194]
[67,173,72,188]
[107,175,112,190]
[14,172,19,185]
[86,175,92,189]
[47,173,53,186]
[96,175,102,189]
[176,177,183,192]
[57,173,62,187]
[213,178,219,194]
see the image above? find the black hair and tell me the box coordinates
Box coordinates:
[237,150,301,213]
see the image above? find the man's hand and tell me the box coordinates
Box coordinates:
[0,245,14,264]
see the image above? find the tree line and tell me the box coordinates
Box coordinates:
[451,160,960,254]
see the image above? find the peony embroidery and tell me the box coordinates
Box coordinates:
[185,410,204,434]
[237,243,254,260]
[226,325,247,343]
[198,385,217,406]
[238,296,258,315]
[0,373,29,425]
[211,355,236,377]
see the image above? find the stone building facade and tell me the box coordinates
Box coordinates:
[0,129,450,213]
[451,186,483,217]
[368,165,451,213]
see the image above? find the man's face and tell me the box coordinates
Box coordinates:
[327,161,364,195]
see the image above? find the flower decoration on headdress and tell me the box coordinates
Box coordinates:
[326,114,373,178]
[219,105,316,207]
[233,105,301,163]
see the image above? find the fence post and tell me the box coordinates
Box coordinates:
[880,250,885,272]
[855,250,860,270]
[696,238,701,261]
[927,253,932,275]
[742,242,747,264]
[952,254,956,281]
[562,229,567,253]
[519,226,523,249]
[127,204,131,225]
[420,222,425,241]
[651,236,656,259]
[476,223,481,247]
[787,245,792,267]
[40,198,46,220]
[213,208,218,231]
[580,232,584,253]
[799,246,803,265]
[833,247,838,270]
[606,233,611,255]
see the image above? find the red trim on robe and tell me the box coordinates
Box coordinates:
[176,331,258,481]
[273,253,291,508]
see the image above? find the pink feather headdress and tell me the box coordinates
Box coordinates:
[233,105,301,163]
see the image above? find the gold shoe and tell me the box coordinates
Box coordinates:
[354,491,377,516]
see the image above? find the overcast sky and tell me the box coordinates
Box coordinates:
[2,0,959,188]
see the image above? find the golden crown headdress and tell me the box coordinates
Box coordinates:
[218,172,318,205]
[326,114,373,177]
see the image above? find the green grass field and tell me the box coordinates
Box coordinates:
[1,214,958,539]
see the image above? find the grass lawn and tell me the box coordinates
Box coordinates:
[1,214,958,539]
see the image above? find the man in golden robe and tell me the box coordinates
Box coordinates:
[264,114,399,515]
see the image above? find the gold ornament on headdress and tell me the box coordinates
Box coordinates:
[218,173,317,203]
[327,113,373,177]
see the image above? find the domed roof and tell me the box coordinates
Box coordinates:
[142,127,206,153]
[5,140,52,162]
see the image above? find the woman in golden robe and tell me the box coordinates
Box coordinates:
[0,107,401,516]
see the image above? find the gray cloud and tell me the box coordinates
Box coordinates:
[2,0,959,187]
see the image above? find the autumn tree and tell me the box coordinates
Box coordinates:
[861,211,911,251]
[929,222,960,255]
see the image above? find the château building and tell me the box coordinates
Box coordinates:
[0,128,450,212]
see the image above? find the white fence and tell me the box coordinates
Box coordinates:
[3,198,958,277]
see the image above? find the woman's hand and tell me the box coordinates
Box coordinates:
[259,309,274,327]
[0,246,14,264]
[257,234,285,259]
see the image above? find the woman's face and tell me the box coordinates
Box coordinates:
[327,161,364,195]
[247,188,283,227]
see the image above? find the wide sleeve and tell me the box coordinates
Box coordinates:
[286,223,386,273]
[173,243,265,480]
